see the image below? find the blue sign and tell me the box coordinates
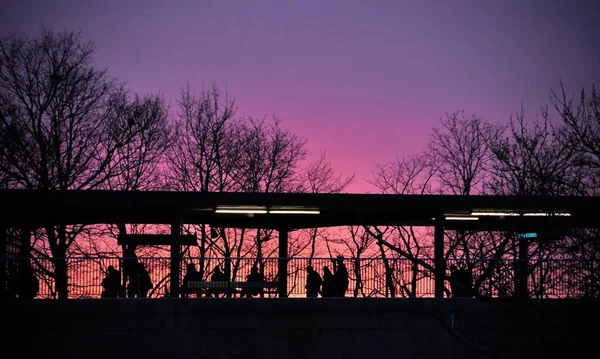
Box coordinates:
[517,232,537,239]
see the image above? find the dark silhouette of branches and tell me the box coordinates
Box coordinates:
[551,81,600,195]
[487,105,582,196]
[0,29,127,298]
[429,111,504,195]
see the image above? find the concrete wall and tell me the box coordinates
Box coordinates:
[2,298,599,359]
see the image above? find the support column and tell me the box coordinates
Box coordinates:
[0,226,6,299]
[515,236,528,299]
[170,221,181,298]
[434,215,446,298]
[278,229,288,298]
[20,227,31,257]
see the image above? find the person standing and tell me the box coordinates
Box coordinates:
[305,265,322,298]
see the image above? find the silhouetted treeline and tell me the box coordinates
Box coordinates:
[1,29,598,299]
[0,29,353,298]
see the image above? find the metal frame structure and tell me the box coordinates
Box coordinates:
[2,189,600,298]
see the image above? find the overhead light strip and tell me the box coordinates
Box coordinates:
[445,216,479,221]
[215,209,268,214]
[214,206,320,215]
[269,210,320,215]
[471,211,571,217]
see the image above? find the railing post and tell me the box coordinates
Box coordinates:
[434,214,445,298]
[170,221,181,298]
[278,228,288,298]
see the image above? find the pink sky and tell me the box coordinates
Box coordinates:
[2,0,599,192]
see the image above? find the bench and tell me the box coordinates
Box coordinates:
[186,281,279,297]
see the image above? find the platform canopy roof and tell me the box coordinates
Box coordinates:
[0,189,599,231]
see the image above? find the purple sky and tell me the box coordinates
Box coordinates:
[2,0,599,192]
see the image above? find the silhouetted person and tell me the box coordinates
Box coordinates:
[333,256,349,297]
[137,263,153,298]
[101,265,121,298]
[208,266,228,297]
[128,262,152,298]
[450,264,473,298]
[123,247,139,298]
[305,265,322,298]
[321,266,335,297]
[242,264,264,298]
[182,263,200,298]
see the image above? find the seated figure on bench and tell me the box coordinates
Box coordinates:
[182,263,200,298]
[207,265,228,297]
[241,264,264,298]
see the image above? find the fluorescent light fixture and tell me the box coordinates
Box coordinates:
[445,216,479,221]
[269,210,320,215]
[268,206,320,215]
[471,211,520,216]
[215,206,267,214]
[523,212,571,217]
[471,211,571,217]
[215,209,268,214]
[214,205,320,215]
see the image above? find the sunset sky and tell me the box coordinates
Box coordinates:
[2,0,599,192]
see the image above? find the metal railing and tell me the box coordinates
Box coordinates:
[1,256,598,299]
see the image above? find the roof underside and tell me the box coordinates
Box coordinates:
[1,190,599,231]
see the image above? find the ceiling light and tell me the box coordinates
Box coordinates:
[522,212,571,217]
[215,206,267,214]
[269,210,320,215]
[471,211,571,217]
[215,209,268,214]
[471,211,520,216]
[445,216,479,221]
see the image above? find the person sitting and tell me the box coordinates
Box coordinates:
[101,265,121,298]
[241,265,264,298]
[182,263,200,298]
[450,264,473,298]
[207,266,228,297]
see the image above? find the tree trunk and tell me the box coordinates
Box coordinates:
[53,256,68,299]
[378,241,395,298]
[353,258,361,298]
[46,226,69,299]
[199,225,207,279]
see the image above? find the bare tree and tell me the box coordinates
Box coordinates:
[104,89,173,192]
[367,153,438,297]
[0,29,135,298]
[298,151,354,194]
[237,116,307,193]
[101,89,173,296]
[235,116,307,284]
[170,83,241,193]
[169,84,309,288]
[486,105,584,298]
[549,82,600,297]
[169,83,243,281]
[296,151,354,261]
[550,82,600,195]
[428,112,515,297]
[487,106,582,196]
[429,111,503,195]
